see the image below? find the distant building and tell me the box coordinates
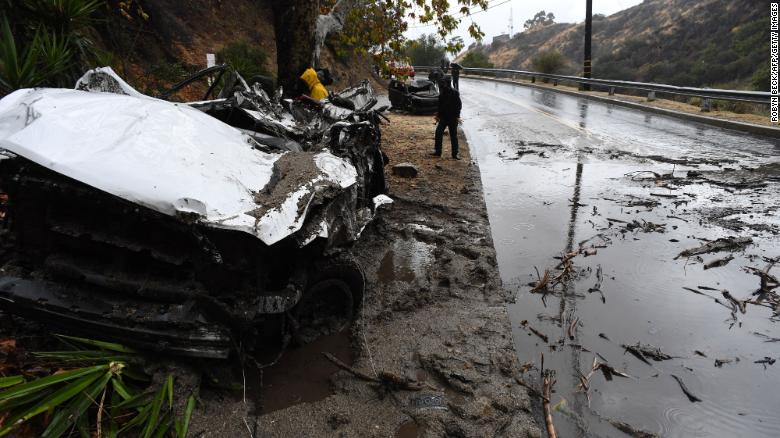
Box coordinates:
[492,34,510,44]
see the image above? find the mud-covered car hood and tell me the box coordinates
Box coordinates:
[0,85,356,246]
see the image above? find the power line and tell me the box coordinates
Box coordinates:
[408,0,513,29]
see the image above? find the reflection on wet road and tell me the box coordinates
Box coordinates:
[460,78,780,438]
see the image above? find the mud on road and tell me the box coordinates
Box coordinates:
[461,77,780,438]
[189,113,539,437]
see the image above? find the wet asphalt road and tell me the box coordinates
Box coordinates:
[459,78,780,438]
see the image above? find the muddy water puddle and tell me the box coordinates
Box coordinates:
[461,78,780,437]
[395,420,420,438]
[250,330,353,414]
[378,234,436,285]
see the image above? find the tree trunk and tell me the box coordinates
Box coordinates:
[271,0,320,96]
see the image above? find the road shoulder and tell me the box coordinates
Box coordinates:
[246,113,539,437]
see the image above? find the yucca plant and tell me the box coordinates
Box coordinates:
[0,335,196,438]
[0,16,72,91]
[0,0,107,93]
[21,0,105,35]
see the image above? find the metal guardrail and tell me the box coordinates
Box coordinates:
[413,66,769,108]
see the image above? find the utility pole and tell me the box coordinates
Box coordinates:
[582,0,593,91]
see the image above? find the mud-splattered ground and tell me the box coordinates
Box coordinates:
[188,113,539,437]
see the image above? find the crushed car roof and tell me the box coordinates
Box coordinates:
[0,68,357,246]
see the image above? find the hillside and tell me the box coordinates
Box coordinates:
[1,0,374,99]
[464,0,766,89]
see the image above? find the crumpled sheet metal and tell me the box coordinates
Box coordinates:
[0,70,359,247]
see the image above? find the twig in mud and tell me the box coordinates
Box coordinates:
[243,417,255,438]
[671,375,701,402]
[682,287,732,309]
[721,290,747,314]
[595,361,631,380]
[753,332,780,342]
[745,258,780,294]
[607,419,659,438]
[666,215,689,223]
[530,267,551,293]
[321,352,431,391]
[542,369,558,438]
[515,376,547,402]
[675,237,753,259]
[626,343,673,361]
[520,320,549,343]
[649,192,677,198]
[754,357,776,369]
[550,251,578,288]
[567,317,580,340]
[576,369,591,404]
[531,327,549,343]
[714,358,735,367]
[704,255,733,270]
[622,344,652,365]
[588,265,605,303]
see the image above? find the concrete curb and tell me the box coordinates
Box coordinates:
[464,75,780,138]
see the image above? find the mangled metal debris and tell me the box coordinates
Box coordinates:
[0,66,390,358]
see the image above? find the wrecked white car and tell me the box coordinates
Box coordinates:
[0,67,390,358]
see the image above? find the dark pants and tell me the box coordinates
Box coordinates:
[452,75,459,90]
[435,118,459,157]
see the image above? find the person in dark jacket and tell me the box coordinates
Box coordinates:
[432,77,462,160]
[440,58,449,73]
[450,62,462,90]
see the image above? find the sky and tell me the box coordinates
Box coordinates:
[404,0,643,51]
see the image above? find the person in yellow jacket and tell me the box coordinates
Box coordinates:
[300,67,328,101]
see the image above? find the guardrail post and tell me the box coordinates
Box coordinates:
[553,80,558,86]
[609,87,615,96]
[531,76,535,83]
[647,91,656,102]
[701,98,712,112]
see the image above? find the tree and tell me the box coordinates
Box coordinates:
[460,51,493,68]
[532,50,563,74]
[524,10,555,30]
[405,34,447,67]
[273,0,489,93]
[272,0,321,95]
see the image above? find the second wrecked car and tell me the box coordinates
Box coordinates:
[0,67,390,358]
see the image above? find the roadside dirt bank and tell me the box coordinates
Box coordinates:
[190,113,540,437]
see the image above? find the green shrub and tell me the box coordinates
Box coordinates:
[0,0,105,93]
[532,50,563,74]
[460,51,493,68]
[751,63,769,91]
[0,17,72,91]
[217,41,270,81]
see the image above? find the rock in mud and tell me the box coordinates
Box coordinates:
[392,163,419,178]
